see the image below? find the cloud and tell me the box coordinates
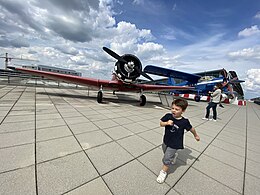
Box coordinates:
[238,25,260,37]
[244,69,260,97]
[132,0,144,5]
[254,11,260,19]
[137,42,165,60]
[228,47,260,62]
[0,35,30,47]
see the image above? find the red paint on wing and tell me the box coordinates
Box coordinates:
[15,67,194,92]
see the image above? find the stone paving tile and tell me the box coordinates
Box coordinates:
[0,130,34,148]
[36,125,73,142]
[64,116,90,125]
[76,130,113,150]
[36,118,66,129]
[173,168,240,195]
[36,113,62,120]
[210,138,245,157]
[193,154,244,193]
[0,85,259,195]
[93,119,119,129]
[246,158,260,179]
[66,177,112,195]
[36,136,82,163]
[0,121,35,133]
[103,125,134,140]
[247,149,260,163]
[117,135,155,157]
[86,142,134,175]
[138,129,163,146]
[123,122,150,134]
[103,160,169,195]
[37,152,98,195]
[0,143,35,173]
[244,173,260,195]
[0,166,36,195]
[68,122,99,134]
[203,144,245,171]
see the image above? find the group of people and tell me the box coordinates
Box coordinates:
[156,83,224,183]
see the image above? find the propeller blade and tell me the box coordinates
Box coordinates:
[103,47,128,63]
[141,72,154,81]
[133,64,153,81]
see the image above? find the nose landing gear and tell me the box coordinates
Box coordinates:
[140,94,146,106]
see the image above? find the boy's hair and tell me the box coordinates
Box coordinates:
[171,99,188,111]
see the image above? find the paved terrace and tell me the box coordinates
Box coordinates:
[0,85,259,195]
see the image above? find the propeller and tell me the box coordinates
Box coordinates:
[103,47,153,81]
[135,66,154,81]
[221,69,235,98]
[103,47,128,64]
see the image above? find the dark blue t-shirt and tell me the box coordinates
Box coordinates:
[161,113,192,149]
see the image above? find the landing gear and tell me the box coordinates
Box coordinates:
[194,95,200,102]
[140,94,146,106]
[97,91,103,103]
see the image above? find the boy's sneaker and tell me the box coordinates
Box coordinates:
[213,119,217,122]
[202,117,209,120]
[156,170,167,184]
[171,153,178,164]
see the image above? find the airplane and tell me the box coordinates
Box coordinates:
[143,65,245,102]
[7,47,195,106]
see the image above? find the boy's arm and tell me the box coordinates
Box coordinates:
[190,127,200,141]
[160,120,173,127]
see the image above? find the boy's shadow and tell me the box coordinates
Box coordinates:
[168,147,198,174]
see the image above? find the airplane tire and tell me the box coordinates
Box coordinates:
[140,95,146,106]
[194,95,200,102]
[97,91,103,103]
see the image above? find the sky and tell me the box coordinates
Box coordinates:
[0,0,259,99]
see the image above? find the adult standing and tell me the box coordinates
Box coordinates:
[202,83,222,121]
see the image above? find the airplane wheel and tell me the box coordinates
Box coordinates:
[140,95,146,106]
[194,95,200,102]
[97,91,103,103]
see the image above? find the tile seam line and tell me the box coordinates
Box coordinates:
[43,87,115,195]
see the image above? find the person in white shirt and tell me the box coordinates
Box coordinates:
[202,83,222,121]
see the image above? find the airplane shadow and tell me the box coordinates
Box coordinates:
[36,92,163,108]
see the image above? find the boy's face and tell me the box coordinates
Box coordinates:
[171,104,184,118]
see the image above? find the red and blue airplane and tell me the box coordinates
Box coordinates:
[143,65,245,102]
[7,47,195,106]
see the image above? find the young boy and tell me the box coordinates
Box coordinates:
[157,99,200,183]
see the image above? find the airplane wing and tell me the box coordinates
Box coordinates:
[8,66,194,92]
[144,65,201,84]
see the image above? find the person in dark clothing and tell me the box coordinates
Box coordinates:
[156,99,200,184]
[202,83,222,121]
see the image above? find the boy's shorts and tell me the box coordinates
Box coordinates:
[162,143,178,165]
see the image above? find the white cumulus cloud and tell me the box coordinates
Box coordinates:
[244,69,260,98]
[228,47,260,62]
[238,25,260,37]
[254,11,260,19]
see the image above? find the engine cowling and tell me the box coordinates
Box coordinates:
[114,54,142,82]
